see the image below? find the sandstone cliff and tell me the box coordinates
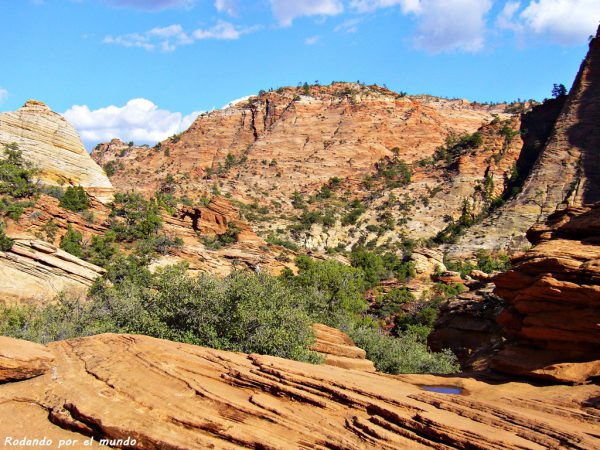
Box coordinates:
[0,100,114,203]
[92,86,522,252]
[492,203,600,384]
[450,25,600,256]
[0,333,597,449]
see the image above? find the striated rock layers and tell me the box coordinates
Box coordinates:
[92,86,522,251]
[0,333,598,449]
[0,238,105,305]
[0,100,114,203]
[492,203,600,383]
[451,26,600,256]
[310,323,376,372]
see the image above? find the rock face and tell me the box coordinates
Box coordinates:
[0,238,106,304]
[450,26,600,256]
[492,204,600,383]
[92,87,519,251]
[0,336,54,382]
[0,333,597,449]
[310,323,376,372]
[428,284,507,372]
[0,100,114,203]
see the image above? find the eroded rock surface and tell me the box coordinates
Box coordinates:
[0,238,106,304]
[493,204,600,383]
[310,323,376,372]
[0,333,597,449]
[0,100,114,203]
[0,336,54,382]
[451,26,600,255]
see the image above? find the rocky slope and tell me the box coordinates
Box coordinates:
[0,100,114,203]
[0,238,105,305]
[450,25,600,256]
[492,203,600,383]
[0,333,598,449]
[92,86,521,251]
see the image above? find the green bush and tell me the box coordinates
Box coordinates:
[0,222,13,251]
[347,326,458,374]
[0,143,38,199]
[375,288,414,318]
[0,266,320,363]
[59,225,83,257]
[85,231,119,267]
[60,186,90,212]
[109,192,162,241]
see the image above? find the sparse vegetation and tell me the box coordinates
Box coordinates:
[60,186,91,212]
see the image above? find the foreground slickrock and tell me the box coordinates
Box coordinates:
[493,203,600,383]
[0,333,598,449]
[0,100,114,203]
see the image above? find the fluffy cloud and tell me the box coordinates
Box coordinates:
[102,0,195,11]
[334,18,364,33]
[270,0,344,26]
[412,0,492,53]
[105,21,258,51]
[193,21,260,40]
[63,99,202,148]
[518,0,600,45]
[215,0,238,16]
[350,0,492,53]
[104,24,193,51]
[350,0,420,14]
[0,88,7,104]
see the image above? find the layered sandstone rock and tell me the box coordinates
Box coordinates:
[310,323,376,372]
[0,333,597,449]
[0,336,54,382]
[92,86,521,252]
[428,284,507,372]
[451,26,600,256]
[0,238,106,304]
[0,100,114,202]
[492,204,600,383]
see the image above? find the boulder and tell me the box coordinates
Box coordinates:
[0,336,54,382]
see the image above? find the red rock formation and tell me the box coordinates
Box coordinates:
[310,323,376,372]
[492,203,600,383]
[452,25,600,255]
[0,333,597,449]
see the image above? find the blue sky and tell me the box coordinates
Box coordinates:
[0,0,598,148]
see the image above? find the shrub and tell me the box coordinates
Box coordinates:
[60,225,83,257]
[0,143,38,198]
[109,192,162,241]
[60,186,90,212]
[375,288,414,318]
[85,231,119,268]
[347,326,459,374]
[0,222,13,251]
[0,265,320,363]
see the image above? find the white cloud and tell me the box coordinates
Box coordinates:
[104,21,257,51]
[496,1,524,34]
[193,21,259,40]
[104,24,193,51]
[221,95,252,109]
[519,0,600,45]
[334,18,363,33]
[270,0,344,26]
[413,0,492,53]
[215,0,238,16]
[102,0,195,11]
[350,0,492,53]
[63,99,202,148]
[350,0,420,14]
[0,88,7,104]
[304,35,321,45]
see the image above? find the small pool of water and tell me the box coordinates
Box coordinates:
[420,385,463,395]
